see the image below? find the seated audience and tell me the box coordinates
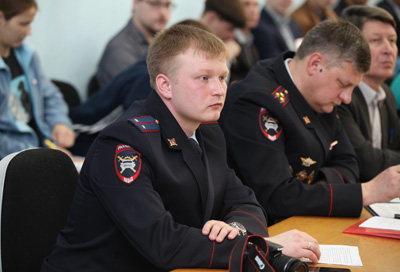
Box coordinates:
[229,0,261,84]
[41,24,321,272]
[0,0,74,159]
[94,0,172,89]
[291,0,337,36]
[334,0,368,16]
[200,0,246,76]
[252,0,302,60]
[338,6,400,182]
[71,0,248,156]
[219,19,400,223]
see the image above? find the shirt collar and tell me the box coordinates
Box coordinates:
[265,6,291,25]
[188,132,199,143]
[359,81,386,106]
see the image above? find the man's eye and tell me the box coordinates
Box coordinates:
[200,76,208,81]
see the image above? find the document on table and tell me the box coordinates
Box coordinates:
[359,216,400,231]
[367,198,400,218]
[302,245,362,266]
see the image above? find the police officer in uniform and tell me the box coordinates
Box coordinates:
[41,25,321,271]
[220,19,400,223]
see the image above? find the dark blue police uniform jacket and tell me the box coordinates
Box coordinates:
[42,92,269,272]
[220,52,363,222]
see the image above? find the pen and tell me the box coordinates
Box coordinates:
[44,139,57,149]
[395,214,400,219]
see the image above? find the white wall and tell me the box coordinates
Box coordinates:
[27,0,380,101]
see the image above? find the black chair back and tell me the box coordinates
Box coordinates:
[0,149,78,271]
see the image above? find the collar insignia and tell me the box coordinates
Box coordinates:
[168,138,178,147]
[303,116,311,124]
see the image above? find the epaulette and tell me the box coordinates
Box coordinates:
[271,86,289,107]
[128,115,160,132]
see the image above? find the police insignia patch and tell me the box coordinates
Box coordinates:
[259,108,282,142]
[114,144,141,184]
[271,86,289,107]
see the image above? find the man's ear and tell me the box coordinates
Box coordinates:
[307,53,324,76]
[155,74,172,100]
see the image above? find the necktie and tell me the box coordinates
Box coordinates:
[189,138,202,157]
[371,99,382,149]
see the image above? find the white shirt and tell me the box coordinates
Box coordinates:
[359,81,386,149]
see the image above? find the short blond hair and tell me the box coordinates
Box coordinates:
[147,24,228,90]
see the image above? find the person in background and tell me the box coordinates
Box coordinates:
[229,0,261,84]
[377,0,400,75]
[41,24,320,272]
[94,0,173,89]
[252,0,302,60]
[334,0,368,16]
[338,6,400,182]
[291,0,337,36]
[200,0,245,79]
[69,0,247,157]
[220,19,400,224]
[0,0,74,159]
[69,20,209,157]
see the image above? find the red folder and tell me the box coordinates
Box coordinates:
[343,218,400,239]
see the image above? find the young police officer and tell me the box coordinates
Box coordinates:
[42,24,320,271]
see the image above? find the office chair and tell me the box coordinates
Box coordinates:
[0,148,78,271]
[52,79,81,109]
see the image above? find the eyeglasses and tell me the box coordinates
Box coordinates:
[140,0,176,10]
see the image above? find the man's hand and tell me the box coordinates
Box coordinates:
[51,123,75,148]
[202,220,240,243]
[362,164,400,206]
[266,229,321,264]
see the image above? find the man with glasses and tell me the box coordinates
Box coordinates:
[95,0,173,89]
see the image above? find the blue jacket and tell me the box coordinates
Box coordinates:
[0,43,72,159]
[69,53,152,156]
[252,8,302,60]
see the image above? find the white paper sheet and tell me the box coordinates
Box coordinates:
[368,203,400,218]
[359,216,400,231]
[301,245,363,266]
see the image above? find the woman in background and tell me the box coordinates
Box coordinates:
[0,0,75,159]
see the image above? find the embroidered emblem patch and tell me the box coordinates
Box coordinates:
[271,86,289,107]
[259,108,282,142]
[114,144,141,184]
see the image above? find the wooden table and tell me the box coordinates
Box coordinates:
[172,209,400,272]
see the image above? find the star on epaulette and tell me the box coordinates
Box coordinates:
[129,115,160,133]
[271,86,289,107]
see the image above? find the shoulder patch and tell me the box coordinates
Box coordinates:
[259,108,282,142]
[129,115,160,132]
[271,86,289,107]
[115,144,141,184]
